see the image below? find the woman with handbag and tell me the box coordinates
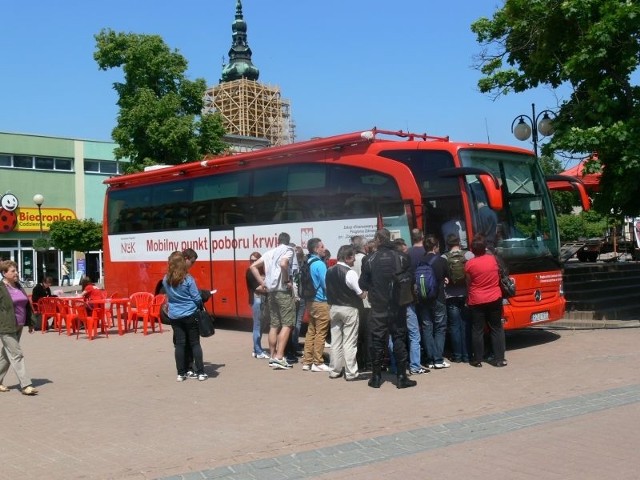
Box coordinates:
[464,235,507,368]
[162,251,207,382]
[0,260,38,395]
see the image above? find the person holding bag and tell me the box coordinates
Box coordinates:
[162,251,207,382]
[464,235,507,368]
[0,260,38,395]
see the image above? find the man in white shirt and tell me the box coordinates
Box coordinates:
[326,245,367,381]
[250,232,295,370]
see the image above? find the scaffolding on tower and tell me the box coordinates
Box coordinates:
[204,79,294,147]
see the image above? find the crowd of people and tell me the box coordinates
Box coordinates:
[0,225,507,393]
[245,227,508,390]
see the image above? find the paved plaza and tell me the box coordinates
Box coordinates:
[1,320,639,480]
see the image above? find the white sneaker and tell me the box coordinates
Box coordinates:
[198,373,208,381]
[434,360,451,369]
[311,363,331,372]
[271,357,293,370]
[176,375,186,382]
[255,352,270,359]
[302,364,311,371]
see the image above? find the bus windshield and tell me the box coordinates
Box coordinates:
[460,149,560,273]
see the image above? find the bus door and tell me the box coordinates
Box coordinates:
[209,228,241,319]
[377,199,416,241]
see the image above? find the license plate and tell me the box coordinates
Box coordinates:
[531,311,549,323]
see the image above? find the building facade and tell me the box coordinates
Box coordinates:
[0,131,120,286]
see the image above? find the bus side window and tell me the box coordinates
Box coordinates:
[221,200,247,226]
[178,206,190,228]
[191,202,214,227]
[223,212,246,225]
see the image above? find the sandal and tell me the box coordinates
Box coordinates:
[0,385,9,393]
[21,386,38,396]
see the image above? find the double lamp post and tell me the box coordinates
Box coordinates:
[510,103,556,158]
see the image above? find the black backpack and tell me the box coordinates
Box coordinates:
[300,257,321,301]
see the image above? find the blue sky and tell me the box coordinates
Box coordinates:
[3,1,566,152]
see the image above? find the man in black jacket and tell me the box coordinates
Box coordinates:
[31,276,55,331]
[359,229,417,389]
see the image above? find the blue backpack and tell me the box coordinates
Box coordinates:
[415,255,438,302]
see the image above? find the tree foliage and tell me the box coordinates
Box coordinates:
[49,219,103,253]
[557,210,607,242]
[94,29,227,172]
[472,0,640,214]
[538,154,576,214]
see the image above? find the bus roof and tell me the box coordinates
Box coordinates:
[104,127,532,188]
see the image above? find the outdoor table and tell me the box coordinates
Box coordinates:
[57,295,120,335]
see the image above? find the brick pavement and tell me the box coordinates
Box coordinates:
[1,321,639,480]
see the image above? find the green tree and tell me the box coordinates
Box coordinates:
[472,0,640,215]
[94,29,227,172]
[539,153,576,215]
[49,219,103,253]
[557,210,607,241]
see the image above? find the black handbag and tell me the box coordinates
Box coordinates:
[498,264,516,298]
[195,307,215,337]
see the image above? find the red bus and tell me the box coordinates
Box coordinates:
[103,128,589,329]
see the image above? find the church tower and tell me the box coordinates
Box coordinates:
[204,0,294,149]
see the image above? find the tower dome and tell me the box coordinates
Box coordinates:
[220,0,259,82]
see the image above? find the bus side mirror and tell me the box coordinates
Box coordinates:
[438,167,504,211]
[546,175,591,212]
[478,175,504,211]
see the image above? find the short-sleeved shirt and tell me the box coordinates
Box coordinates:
[263,244,294,292]
[8,287,28,326]
[464,254,502,306]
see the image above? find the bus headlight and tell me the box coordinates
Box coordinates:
[559,281,564,296]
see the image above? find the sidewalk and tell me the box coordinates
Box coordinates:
[543,316,640,330]
[1,321,639,479]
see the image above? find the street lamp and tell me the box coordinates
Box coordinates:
[510,103,556,158]
[33,194,44,237]
[32,194,45,283]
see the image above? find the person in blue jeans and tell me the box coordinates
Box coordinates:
[246,252,269,359]
[405,229,429,375]
[443,234,473,363]
[417,235,450,369]
[163,251,207,382]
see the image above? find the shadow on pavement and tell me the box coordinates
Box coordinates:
[506,328,561,351]
[213,317,252,333]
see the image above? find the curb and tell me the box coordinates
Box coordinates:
[536,319,640,330]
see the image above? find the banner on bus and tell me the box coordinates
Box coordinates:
[108,220,381,262]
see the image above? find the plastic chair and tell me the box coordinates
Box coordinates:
[55,298,78,336]
[147,294,166,335]
[72,300,94,340]
[127,292,154,334]
[29,295,40,314]
[88,289,110,335]
[72,300,109,340]
[37,297,59,334]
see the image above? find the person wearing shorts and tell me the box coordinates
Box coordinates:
[250,232,295,370]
